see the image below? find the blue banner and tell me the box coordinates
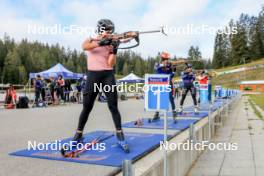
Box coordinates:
[145,74,170,111]
[200,84,209,104]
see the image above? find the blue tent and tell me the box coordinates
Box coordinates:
[29,63,83,79]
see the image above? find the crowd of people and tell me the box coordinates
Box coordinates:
[33,74,87,107]
[2,74,88,109]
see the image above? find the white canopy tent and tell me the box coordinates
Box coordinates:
[117,73,144,83]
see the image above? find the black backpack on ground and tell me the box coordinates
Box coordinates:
[16,96,29,109]
[70,96,77,102]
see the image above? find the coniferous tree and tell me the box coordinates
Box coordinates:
[122,62,129,75]
[212,7,264,67]
[187,46,204,69]
[3,49,22,84]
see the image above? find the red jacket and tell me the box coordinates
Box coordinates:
[198,76,208,84]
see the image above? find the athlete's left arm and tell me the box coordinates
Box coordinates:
[192,73,196,82]
[108,41,119,67]
[108,54,116,67]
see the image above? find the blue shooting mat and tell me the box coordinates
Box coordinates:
[183,104,219,112]
[183,99,227,112]
[165,111,208,118]
[122,118,198,130]
[9,131,164,167]
[214,98,227,104]
[213,99,227,108]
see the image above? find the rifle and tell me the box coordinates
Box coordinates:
[92,27,167,49]
[170,60,189,66]
[195,70,217,77]
[166,60,218,77]
[170,59,204,66]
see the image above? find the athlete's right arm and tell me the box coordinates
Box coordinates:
[156,66,164,74]
[82,38,99,51]
[181,72,187,79]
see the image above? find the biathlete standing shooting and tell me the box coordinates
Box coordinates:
[70,19,131,153]
[152,52,177,123]
[178,64,199,113]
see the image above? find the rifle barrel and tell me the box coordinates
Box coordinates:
[139,30,162,34]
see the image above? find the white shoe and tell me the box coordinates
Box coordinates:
[178,107,183,113]
[194,106,199,113]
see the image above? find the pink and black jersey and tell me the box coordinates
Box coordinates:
[87,41,113,71]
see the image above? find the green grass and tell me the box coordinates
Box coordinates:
[247,94,264,111]
[215,58,264,72]
[248,95,264,120]
[211,58,264,88]
[212,67,264,89]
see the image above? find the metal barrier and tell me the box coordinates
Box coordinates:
[118,96,240,176]
[123,160,134,176]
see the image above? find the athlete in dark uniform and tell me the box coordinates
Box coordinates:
[152,52,177,122]
[178,64,198,113]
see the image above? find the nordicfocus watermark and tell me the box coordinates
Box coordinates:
[163,24,237,35]
[27,24,96,35]
[160,140,238,151]
[27,24,237,36]
[93,82,171,93]
[27,140,106,151]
